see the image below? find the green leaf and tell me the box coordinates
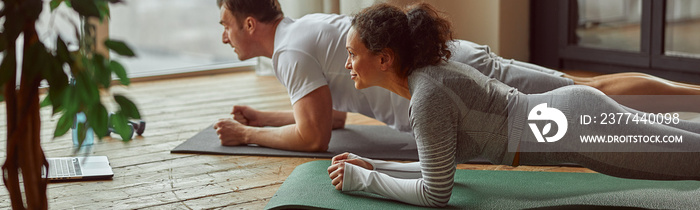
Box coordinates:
[50,0,65,12]
[87,104,109,138]
[109,60,129,85]
[76,73,100,106]
[96,0,110,21]
[104,39,136,57]
[93,54,112,88]
[61,86,79,115]
[56,37,73,64]
[76,121,87,149]
[47,86,66,114]
[43,54,69,115]
[71,0,101,19]
[35,44,55,82]
[24,42,49,80]
[110,111,132,141]
[114,94,141,119]
[55,111,75,137]
[40,94,52,108]
[45,59,69,114]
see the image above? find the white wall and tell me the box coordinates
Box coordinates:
[279,0,531,61]
[385,0,530,61]
[279,0,325,18]
[498,0,530,62]
[279,0,383,17]
[339,0,383,15]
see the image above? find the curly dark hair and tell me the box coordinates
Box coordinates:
[217,0,283,24]
[352,3,453,78]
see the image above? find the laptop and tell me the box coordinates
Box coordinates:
[42,156,114,182]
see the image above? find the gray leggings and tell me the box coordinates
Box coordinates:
[510,85,700,180]
[449,40,574,94]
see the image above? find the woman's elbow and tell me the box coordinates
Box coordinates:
[435,201,449,208]
[425,200,449,208]
[423,192,452,207]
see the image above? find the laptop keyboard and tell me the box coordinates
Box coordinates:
[43,158,83,177]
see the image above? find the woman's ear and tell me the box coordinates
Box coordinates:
[379,48,395,72]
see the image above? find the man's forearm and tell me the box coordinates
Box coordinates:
[244,124,329,152]
[258,110,296,127]
[247,86,334,152]
[259,110,346,129]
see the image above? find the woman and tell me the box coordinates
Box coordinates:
[327,3,700,207]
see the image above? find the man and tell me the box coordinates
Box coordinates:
[214,0,395,152]
[213,0,700,152]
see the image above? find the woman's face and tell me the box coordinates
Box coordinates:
[345,27,384,90]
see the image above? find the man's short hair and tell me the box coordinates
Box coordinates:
[217,0,283,24]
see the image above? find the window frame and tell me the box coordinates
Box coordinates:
[556,0,700,74]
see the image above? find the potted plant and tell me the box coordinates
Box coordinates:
[1,0,141,208]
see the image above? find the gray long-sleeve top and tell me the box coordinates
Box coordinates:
[342,61,518,207]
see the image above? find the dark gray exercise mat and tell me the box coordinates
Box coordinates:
[171,124,419,160]
[265,160,700,210]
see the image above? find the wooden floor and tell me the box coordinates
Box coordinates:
[0,70,593,209]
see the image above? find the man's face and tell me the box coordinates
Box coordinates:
[220,6,253,60]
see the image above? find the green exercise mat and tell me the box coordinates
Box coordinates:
[265,160,700,209]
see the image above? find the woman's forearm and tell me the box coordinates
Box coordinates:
[348,153,422,179]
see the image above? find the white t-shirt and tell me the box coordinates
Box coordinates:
[271,14,412,132]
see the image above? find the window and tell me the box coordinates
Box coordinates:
[532,0,700,82]
[109,0,256,78]
[664,0,700,59]
[574,0,643,52]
